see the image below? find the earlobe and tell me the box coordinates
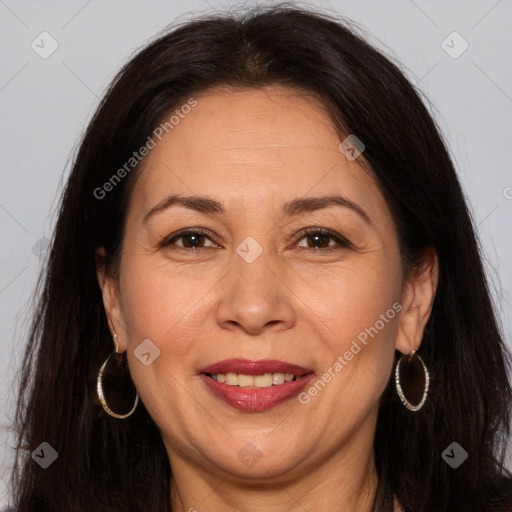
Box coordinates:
[395,247,439,354]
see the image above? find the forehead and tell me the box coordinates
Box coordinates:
[129,85,390,225]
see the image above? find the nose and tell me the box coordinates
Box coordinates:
[215,252,296,335]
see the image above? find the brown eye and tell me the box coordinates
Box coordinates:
[296,228,351,250]
[159,230,216,250]
[303,232,332,248]
[179,232,207,248]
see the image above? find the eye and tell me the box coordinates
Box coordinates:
[158,227,352,252]
[158,229,218,250]
[295,228,352,251]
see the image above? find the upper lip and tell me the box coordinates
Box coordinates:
[199,358,314,376]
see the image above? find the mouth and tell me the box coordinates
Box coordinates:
[199,359,315,411]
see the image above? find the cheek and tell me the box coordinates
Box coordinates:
[318,255,402,335]
[118,252,204,354]
[116,253,218,422]
[303,277,399,416]
[117,256,203,424]
[316,256,402,385]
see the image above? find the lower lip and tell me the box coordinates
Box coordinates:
[199,373,316,412]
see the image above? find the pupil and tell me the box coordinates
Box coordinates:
[310,234,327,248]
[185,234,202,248]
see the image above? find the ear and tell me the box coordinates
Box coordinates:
[395,247,439,354]
[95,247,127,351]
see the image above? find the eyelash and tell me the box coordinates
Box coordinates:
[158,227,352,253]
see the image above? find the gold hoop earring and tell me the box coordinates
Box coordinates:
[394,350,429,412]
[97,325,139,419]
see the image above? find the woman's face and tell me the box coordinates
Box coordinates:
[100,86,431,484]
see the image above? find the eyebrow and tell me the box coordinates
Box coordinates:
[143,194,373,225]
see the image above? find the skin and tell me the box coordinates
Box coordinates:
[97,85,438,512]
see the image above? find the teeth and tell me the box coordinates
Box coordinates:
[238,374,255,387]
[210,372,301,388]
[273,373,285,385]
[225,372,238,386]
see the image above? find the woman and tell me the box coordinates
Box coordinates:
[9,4,512,511]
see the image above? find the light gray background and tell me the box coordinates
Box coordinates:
[1,0,511,507]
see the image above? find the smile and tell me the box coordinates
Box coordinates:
[199,359,315,411]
